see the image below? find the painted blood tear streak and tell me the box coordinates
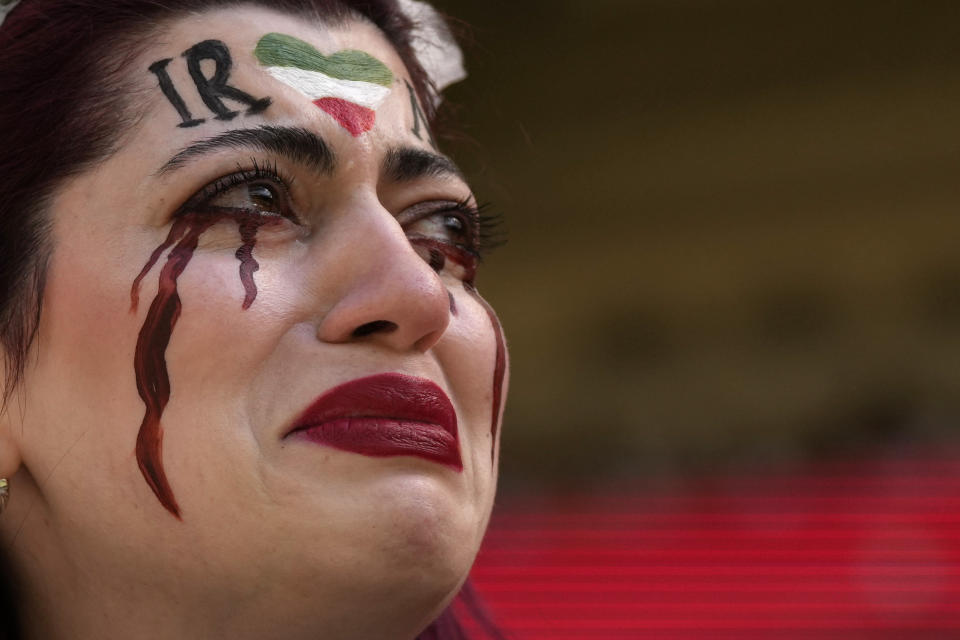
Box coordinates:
[129,208,271,518]
[411,237,506,464]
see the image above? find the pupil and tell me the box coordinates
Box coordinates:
[249,183,276,209]
[443,215,464,233]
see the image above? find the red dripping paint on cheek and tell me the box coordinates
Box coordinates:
[235,216,263,309]
[467,283,506,464]
[428,248,446,272]
[447,291,458,316]
[427,248,459,317]
[130,212,217,518]
[411,238,505,464]
[130,223,184,314]
[130,209,269,518]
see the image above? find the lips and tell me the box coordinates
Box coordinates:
[286,373,462,471]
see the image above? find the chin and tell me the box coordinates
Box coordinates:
[199,454,490,619]
[294,470,484,630]
[321,484,474,612]
[369,471,483,583]
[197,467,485,636]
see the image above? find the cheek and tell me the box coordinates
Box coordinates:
[36,242,141,410]
[129,247,310,515]
[16,244,151,513]
[433,288,507,546]
[139,217,312,404]
[162,251,304,405]
[434,288,508,455]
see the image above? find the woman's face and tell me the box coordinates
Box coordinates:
[1,6,505,636]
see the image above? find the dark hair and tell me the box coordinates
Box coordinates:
[0,1,504,638]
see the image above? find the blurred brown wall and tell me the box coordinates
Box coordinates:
[438,0,960,491]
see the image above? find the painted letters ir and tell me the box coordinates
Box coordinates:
[150,39,272,128]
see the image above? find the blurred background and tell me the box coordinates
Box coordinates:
[442,0,960,490]
[435,1,960,637]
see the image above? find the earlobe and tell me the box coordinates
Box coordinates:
[0,429,22,483]
[0,389,24,481]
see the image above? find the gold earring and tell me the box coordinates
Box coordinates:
[0,478,8,513]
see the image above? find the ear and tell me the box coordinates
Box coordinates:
[0,379,24,480]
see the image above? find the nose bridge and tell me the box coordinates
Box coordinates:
[312,193,451,352]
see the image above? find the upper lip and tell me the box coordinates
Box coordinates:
[286,372,458,439]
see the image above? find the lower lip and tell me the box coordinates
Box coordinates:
[294,417,463,471]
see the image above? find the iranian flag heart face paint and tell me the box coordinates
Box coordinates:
[254,33,394,136]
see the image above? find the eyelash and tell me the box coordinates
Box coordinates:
[422,198,505,260]
[179,158,296,218]
[179,161,506,257]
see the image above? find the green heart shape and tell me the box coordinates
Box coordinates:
[254,33,393,87]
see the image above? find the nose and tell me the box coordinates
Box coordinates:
[313,199,451,353]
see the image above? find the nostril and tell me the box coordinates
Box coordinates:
[351,320,399,338]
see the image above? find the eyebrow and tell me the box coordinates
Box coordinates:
[382,147,464,183]
[157,125,335,175]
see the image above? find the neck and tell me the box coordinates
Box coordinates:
[10,562,444,640]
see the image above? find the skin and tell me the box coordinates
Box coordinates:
[0,7,506,640]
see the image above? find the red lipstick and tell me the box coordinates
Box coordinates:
[287,373,461,471]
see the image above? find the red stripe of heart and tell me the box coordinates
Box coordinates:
[314,97,376,137]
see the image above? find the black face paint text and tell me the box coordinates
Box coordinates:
[150,39,272,128]
[406,79,437,149]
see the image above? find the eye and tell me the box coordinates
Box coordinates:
[209,180,287,218]
[405,206,476,252]
[402,201,486,284]
[180,160,301,224]
[400,199,502,281]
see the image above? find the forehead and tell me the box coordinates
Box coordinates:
[128,6,420,162]
[146,5,396,70]
[141,5,403,83]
